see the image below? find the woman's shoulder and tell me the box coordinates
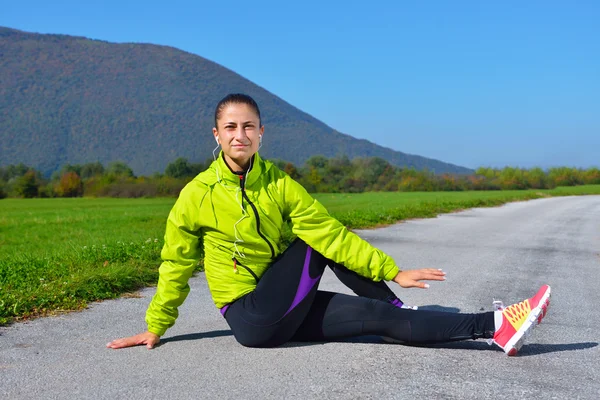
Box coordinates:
[177,174,211,202]
[260,157,290,180]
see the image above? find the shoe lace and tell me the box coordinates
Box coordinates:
[502,300,530,321]
[492,299,504,311]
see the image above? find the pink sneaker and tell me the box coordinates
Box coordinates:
[492,285,551,356]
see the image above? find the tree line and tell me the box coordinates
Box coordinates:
[1,156,599,199]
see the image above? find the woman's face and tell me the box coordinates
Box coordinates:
[213,103,264,171]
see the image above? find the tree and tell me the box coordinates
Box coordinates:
[14,170,40,198]
[52,164,82,182]
[56,172,83,197]
[1,163,30,181]
[165,157,193,178]
[307,167,322,187]
[548,167,583,187]
[475,167,497,180]
[80,162,105,179]
[305,155,329,170]
[498,167,527,190]
[283,162,300,179]
[524,167,551,189]
[325,155,352,189]
[583,167,600,184]
[107,161,134,178]
[351,157,391,190]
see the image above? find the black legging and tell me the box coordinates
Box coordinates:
[221,239,495,348]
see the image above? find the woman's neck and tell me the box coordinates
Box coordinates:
[223,153,252,174]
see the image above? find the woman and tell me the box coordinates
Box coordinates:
[107,94,550,355]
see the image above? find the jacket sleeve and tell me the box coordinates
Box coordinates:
[280,173,400,281]
[145,184,204,336]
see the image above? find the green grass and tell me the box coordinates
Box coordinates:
[0,198,177,325]
[1,185,599,325]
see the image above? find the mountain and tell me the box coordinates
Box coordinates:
[0,27,472,176]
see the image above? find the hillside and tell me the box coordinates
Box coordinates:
[0,27,472,176]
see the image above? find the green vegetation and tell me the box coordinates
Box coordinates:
[0,198,175,326]
[2,158,599,199]
[2,186,600,325]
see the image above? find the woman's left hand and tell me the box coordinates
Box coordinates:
[392,269,446,289]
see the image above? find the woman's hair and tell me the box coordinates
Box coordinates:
[214,93,261,128]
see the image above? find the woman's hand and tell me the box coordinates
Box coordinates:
[106,331,160,350]
[392,269,446,289]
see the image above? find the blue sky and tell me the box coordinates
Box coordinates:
[2,0,599,168]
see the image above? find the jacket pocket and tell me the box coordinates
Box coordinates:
[233,258,260,283]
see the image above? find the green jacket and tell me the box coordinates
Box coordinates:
[146,152,401,336]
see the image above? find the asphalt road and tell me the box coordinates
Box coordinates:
[2,196,599,399]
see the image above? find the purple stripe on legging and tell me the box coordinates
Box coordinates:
[283,247,320,317]
[220,304,230,316]
[391,298,404,308]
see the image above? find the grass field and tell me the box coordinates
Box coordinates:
[2,185,600,325]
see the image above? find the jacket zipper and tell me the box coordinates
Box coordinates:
[233,257,259,283]
[238,174,276,259]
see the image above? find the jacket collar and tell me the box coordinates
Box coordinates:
[214,151,265,187]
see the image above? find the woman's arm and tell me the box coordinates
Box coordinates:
[280,173,399,282]
[107,184,204,349]
[145,194,203,336]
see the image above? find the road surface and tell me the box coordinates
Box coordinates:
[1,196,599,399]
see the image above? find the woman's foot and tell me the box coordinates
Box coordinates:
[492,285,551,356]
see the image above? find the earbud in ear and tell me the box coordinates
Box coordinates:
[215,136,219,144]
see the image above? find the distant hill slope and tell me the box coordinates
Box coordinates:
[0,27,472,176]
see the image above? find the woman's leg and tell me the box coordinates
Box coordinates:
[223,238,495,347]
[292,291,496,344]
[223,239,330,347]
[329,262,406,307]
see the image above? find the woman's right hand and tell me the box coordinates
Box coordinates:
[392,268,446,289]
[106,331,160,350]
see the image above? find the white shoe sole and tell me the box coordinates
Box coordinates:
[503,286,552,356]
